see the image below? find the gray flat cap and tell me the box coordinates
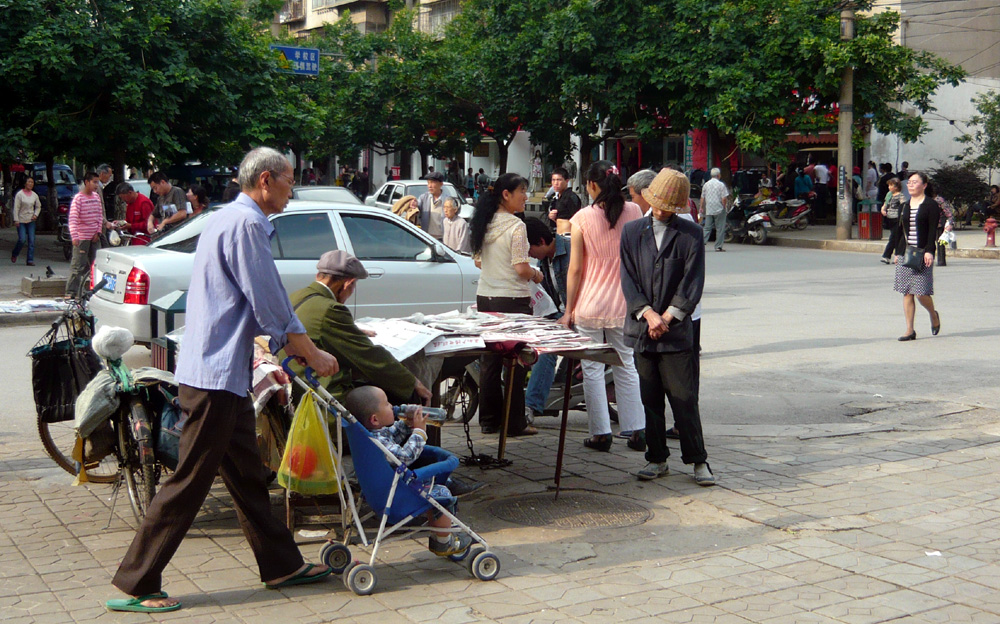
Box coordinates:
[426,171,445,182]
[317,250,368,279]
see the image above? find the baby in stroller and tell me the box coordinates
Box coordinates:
[345,386,473,557]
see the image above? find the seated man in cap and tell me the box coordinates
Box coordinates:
[281,250,433,407]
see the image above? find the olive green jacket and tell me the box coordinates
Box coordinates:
[282,281,416,404]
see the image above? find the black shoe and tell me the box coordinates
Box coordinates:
[898,332,916,342]
[932,312,941,336]
[480,425,498,434]
[626,431,646,452]
[665,427,680,440]
[583,435,613,452]
[446,476,486,498]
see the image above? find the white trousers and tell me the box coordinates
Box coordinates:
[575,325,645,436]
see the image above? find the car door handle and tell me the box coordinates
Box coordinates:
[367,268,385,278]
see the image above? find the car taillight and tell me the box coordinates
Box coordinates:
[58,203,69,214]
[91,261,99,289]
[124,268,149,305]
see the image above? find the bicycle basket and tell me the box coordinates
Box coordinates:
[30,316,103,424]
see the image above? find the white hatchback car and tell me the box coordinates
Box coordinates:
[88,201,481,344]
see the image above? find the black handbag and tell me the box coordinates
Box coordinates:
[902,246,924,270]
[31,338,103,423]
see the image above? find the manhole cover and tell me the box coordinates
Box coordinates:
[488,492,651,529]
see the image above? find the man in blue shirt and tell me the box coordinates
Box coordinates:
[524,217,570,418]
[108,147,339,614]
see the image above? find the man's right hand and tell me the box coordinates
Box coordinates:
[304,349,338,377]
[548,209,558,222]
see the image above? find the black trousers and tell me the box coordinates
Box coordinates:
[112,386,303,596]
[881,218,898,258]
[476,295,531,433]
[634,349,708,465]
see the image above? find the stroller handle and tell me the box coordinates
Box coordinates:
[280,355,321,388]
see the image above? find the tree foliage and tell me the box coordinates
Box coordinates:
[956,90,1000,176]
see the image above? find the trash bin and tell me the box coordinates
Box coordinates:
[857,200,883,240]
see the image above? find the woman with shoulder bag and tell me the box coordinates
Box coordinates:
[887,172,941,341]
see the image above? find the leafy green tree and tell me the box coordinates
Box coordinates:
[1,0,290,199]
[956,90,1000,180]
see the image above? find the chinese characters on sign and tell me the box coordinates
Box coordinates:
[270,45,320,76]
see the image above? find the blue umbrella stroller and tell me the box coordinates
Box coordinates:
[281,358,500,596]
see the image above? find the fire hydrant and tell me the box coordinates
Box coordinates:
[986,217,998,247]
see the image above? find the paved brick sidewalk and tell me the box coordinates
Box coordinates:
[2,397,999,623]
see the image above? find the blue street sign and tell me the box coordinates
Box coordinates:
[270,45,320,76]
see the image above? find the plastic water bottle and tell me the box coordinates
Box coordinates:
[393,404,448,424]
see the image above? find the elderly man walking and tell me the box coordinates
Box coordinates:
[106,147,339,614]
[699,168,729,252]
[620,168,714,486]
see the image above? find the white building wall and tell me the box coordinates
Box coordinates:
[870,78,1000,185]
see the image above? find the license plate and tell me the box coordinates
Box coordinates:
[762,221,771,228]
[102,273,117,291]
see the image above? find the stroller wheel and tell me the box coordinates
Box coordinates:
[345,563,377,596]
[470,550,501,581]
[319,542,352,574]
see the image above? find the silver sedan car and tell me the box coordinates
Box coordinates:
[88,201,481,344]
[366,180,474,219]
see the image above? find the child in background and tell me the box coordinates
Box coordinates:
[442,197,471,254]
[345,386,471,557]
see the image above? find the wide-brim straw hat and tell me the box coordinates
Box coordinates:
[641,168,690,213]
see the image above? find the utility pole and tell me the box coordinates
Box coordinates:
[836,5,855,240]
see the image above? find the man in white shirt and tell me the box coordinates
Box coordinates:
[699,168,729,252]
[813,162,830,219]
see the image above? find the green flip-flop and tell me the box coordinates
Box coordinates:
[106,591,181,613]
[265,563,334,589]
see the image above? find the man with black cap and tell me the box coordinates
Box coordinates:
[417,171,447,241]
[282,250,433,406]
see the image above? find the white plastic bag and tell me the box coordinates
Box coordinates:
[529,281,558,318]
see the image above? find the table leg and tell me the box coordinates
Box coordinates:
[427,376,442,447]
[554,357,576,498]
[497,356,516,461]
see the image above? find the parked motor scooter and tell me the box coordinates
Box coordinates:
[56,200,73,260]
[760,198,811,230]
[725,195,771,245]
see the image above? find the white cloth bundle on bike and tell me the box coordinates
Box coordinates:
[74,370,120,437]
[92,325,134,360]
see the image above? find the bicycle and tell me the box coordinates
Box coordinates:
[30,279,118,483]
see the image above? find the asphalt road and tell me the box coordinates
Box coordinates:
[5,243,998,445]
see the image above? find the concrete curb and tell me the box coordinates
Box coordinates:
[0,311,62,328]
[769,235,1000,259]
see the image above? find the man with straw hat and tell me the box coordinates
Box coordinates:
[620,168,715,485]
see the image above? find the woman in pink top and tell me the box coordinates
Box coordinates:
[560,160,646,452]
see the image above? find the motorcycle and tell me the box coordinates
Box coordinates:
[725,195,771,245]
[760,198,811,230]
[56,200,73,260]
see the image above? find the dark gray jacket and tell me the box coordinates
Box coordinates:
[620,215,705,353]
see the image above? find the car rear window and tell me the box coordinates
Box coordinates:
[271,213,337,259]
[152,209,218,253]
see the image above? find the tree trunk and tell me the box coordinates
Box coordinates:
[400,150,412,179]
[45,157,58,232]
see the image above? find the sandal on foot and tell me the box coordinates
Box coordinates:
[583,434,612,452]
[265,563,333,589]
[106,592,181,613]
[627,431,646,452]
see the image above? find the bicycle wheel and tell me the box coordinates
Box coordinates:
[118,399,157,522]
[442,372,480,424]
[37,417,118,483]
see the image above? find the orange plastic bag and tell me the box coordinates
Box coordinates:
[277,392,340,495]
